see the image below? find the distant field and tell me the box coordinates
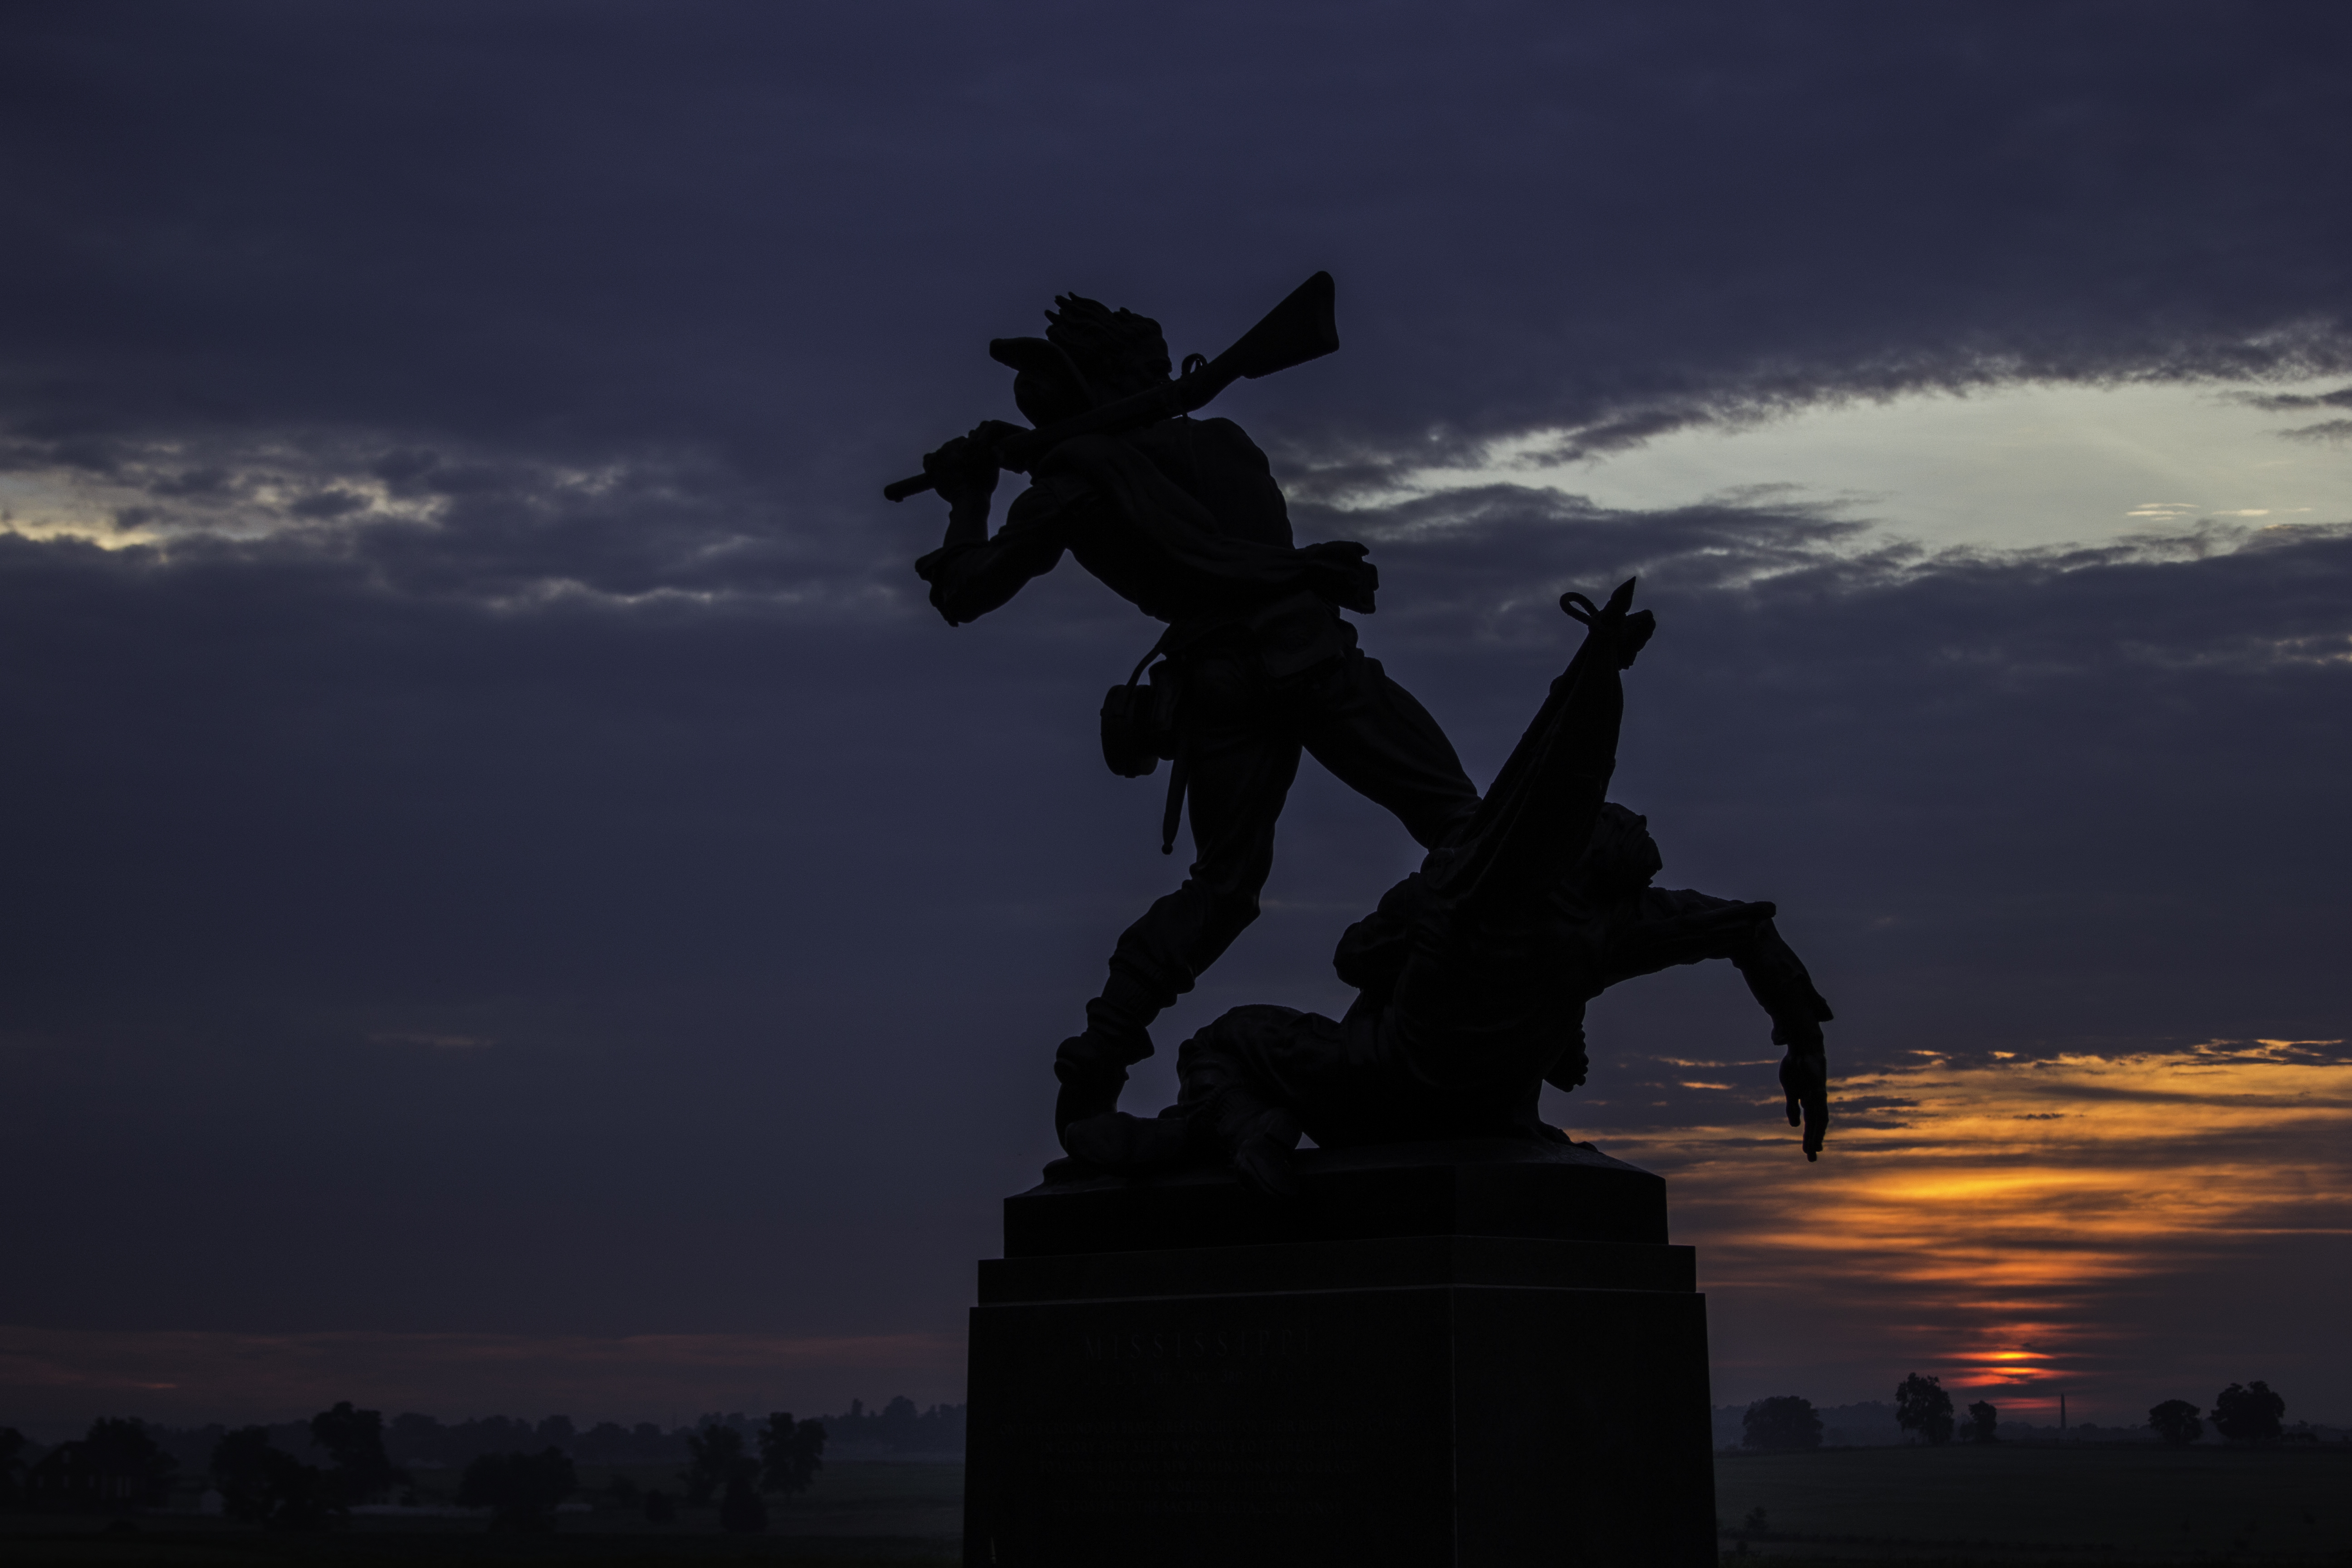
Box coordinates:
[0,1461,961,1567]
[5,1446,2347,1564]
[1714,1441,2352,1562]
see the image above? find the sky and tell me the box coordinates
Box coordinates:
[2,1,2347,1438]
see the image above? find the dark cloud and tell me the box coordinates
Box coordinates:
[146,466,235,498]
[2240,384,2352,412]
[4,503,2345,1355]
[2281,418,2352,443]
[8,3,2352,534]
[1,0,2348,1419]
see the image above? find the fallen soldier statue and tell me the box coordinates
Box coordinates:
[1060,578,1834,1194]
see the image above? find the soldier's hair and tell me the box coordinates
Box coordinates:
[1044,294,1168,382]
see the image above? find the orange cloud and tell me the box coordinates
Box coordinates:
[1596,1042,2352,1422]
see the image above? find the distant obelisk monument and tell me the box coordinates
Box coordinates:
[889,274,1832,1566]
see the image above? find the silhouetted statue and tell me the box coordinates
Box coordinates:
[1057,582,1833,1191]
[899,275,1480,1147]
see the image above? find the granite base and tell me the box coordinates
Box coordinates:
[962,1140,1715,1567]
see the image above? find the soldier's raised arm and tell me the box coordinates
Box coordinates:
[911,423,1074,627]
[921,424,1014,544]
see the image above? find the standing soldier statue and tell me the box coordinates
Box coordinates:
[891,274,1480,1150]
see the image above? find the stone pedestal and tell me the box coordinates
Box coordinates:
[963,1139,1715,1567]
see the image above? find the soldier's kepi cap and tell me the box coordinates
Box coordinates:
[989,335,1098,426]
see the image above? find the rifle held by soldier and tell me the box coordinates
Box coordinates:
[882,271,1339,502]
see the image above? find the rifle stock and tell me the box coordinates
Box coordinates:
[883,271,1337,502]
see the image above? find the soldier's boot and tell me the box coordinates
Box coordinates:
[1053,1028,1153,1137]
[1053,970,1169,1139]
[1053,1044,1134,1135]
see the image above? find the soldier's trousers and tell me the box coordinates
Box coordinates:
[1066,644,1480,1078]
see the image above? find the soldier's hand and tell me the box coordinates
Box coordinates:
[1775,1028,1828,1161]
[921,425,1010,507]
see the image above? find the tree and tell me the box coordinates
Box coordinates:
[2211,1382,2285,1446]
[718,1473,768,1533]
[32,1419,178,1511]
[457,1448,576,1531]
[210,1427,279,1521]
[2147,1399,2202,1446]
[308,1402,404,1504]
[208,1428,333,1528]
[1966,1401,1998,1444]
[681,1424,753,1505]
[0,1428,28,1508]
[642,1488,677,1524]
[757,1411,827,1493]
[1894,1374,1955,1446]
[1741,1397,1823,1450]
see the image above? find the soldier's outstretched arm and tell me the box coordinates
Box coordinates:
[1617,888,1831,1159]
[1732,921,1832,1161]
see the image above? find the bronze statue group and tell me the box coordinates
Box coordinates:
[901,281,1831,1194]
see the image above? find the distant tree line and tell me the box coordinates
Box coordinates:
[1739,1387,1994,1451]
[2147,1382,2290,1447]
[207,1401,409,1526]
[0,1393,963,1526]
[823,1396,966,1452]
[1741,1396,1824,1450]
[9,1397,961,1473]
[1727,1376,2311,1454]
[3,1420,178,1512]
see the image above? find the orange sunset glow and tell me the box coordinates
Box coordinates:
[1604,1040,2352,1420]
